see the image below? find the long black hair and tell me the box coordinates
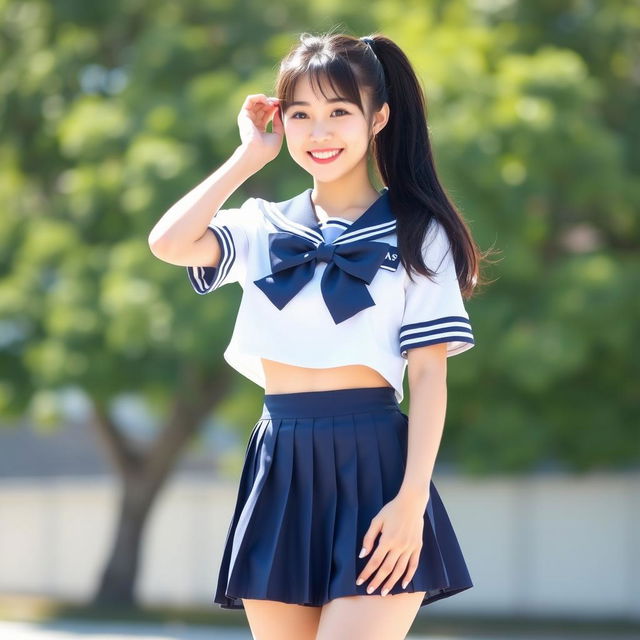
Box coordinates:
[274,28,495,298]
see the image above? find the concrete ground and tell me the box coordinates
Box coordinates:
[1,618,639,640]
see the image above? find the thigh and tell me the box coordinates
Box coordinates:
[316,591,427,640]
[242,598,322,640]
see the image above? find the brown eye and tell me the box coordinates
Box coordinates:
[291,109,349,119]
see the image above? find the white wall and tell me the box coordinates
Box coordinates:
[0,472,638,620]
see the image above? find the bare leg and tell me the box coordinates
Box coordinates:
[242,598,322,640]
[316,591,427,640]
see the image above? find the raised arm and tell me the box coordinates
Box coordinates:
[148,144,264,268]
[148,93,284,268]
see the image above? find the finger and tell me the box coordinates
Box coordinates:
[260,107,277,131]
[365,551,402,595]
[359,517,383,559]
[357,537,395,588]
[271,105,284,135]
[255,96,276,111]
[258,100,278,121]
[355,526,384,585]
[245,93,268,104]
[356,541,387,586]
[252,103,275,128]
[263,102,278,121]
[401,548,421,589]
[243,96,271,120]
[380,551,412,596]
[241,103,264,123]
[241,94,267,113]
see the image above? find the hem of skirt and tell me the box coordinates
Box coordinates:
[214,582,473,610]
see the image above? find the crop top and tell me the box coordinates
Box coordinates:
[186,186,475,404]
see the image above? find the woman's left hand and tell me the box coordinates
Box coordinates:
[356,490,428,595]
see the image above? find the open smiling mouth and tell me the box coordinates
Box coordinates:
[307,149,344,163]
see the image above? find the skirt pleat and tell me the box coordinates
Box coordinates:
[213,386,473,609]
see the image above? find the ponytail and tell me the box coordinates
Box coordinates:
[275,29,495,297]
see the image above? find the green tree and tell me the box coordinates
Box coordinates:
[1,0,277,606]
[1,0,638,607]
[388,0,639,472]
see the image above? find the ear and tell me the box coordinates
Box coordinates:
[372,102,390,136]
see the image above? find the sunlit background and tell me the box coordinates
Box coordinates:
[1,0,638,638]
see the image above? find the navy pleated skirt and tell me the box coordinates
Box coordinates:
[213,386,473,609]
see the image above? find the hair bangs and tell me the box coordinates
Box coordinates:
[277,54,367,117]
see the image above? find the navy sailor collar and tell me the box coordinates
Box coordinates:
[260,186,396,246]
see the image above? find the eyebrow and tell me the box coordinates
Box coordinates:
[284,98,350,111]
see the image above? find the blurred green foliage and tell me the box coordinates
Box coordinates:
[1,0,638,473]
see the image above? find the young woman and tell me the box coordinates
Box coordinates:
[149,30,488,640]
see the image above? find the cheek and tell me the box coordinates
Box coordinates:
[282,126,299,150]
[284,132,309,166]
[285,132,304,158]
[341,121,370,144]
[283,120,368,152]
[283,123,304,147]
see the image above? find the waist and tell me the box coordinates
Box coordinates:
[260,386,400,419]
[261,358,391,392]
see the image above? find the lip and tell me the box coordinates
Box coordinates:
[307,148,344,164]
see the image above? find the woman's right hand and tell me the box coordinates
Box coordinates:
[237,93,284,167]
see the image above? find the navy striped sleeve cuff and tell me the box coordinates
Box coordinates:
[186,225,238,294]
[399,315,475,358]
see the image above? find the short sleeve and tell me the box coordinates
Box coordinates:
[399,219,475,358]
[186,197,259,294]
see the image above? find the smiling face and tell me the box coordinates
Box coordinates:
[281,73,386,181]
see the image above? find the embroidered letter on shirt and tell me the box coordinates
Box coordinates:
[381,246,399,271]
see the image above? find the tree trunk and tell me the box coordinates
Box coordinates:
[92,475,160,605]
[90,366,232,606]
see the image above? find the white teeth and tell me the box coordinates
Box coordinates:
[310,149,341,159]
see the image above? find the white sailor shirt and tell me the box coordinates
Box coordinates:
[186,187,475,404]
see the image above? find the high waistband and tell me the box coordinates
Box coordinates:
[260,386,400,419]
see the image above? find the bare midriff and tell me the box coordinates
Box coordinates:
[261,358,393,395]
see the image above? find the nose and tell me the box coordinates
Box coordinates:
[310,123,332,141]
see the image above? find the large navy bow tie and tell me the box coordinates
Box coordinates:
[253,232,390,324]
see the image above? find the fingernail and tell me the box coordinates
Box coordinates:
[366,586,373,594]
[402,581,408,589]
[359,547,367,558]
[356,578,363,585]
[381,588,389,596]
